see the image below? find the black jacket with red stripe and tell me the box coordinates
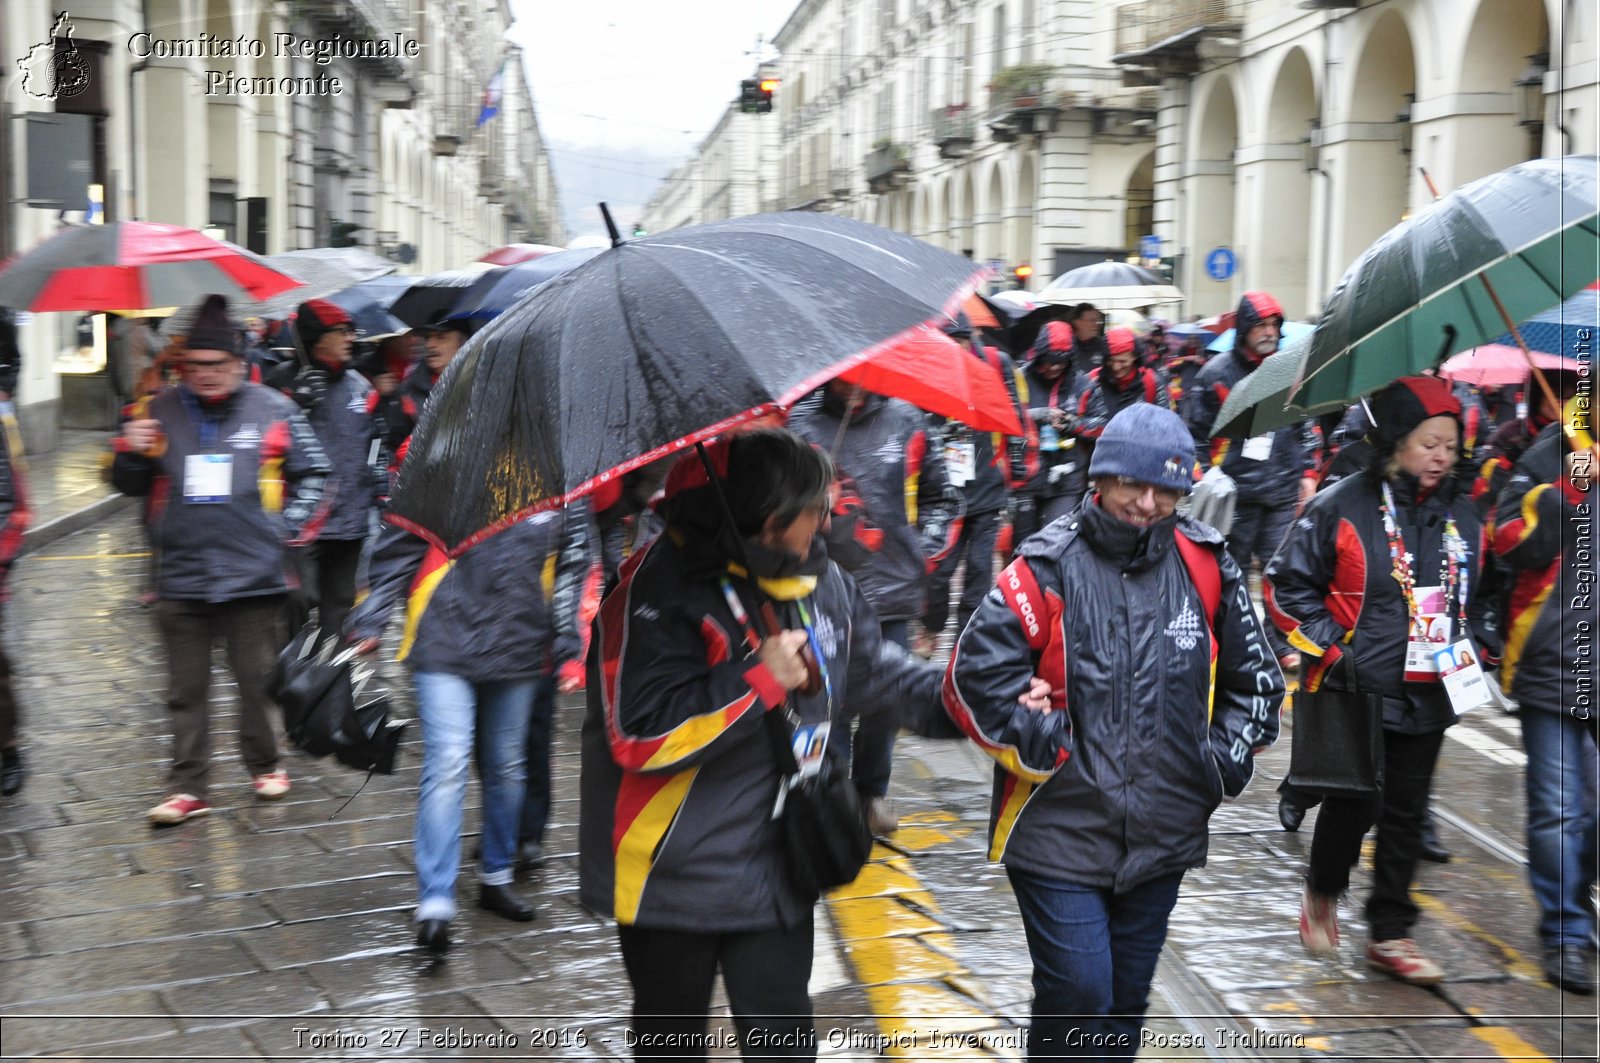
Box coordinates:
[788,391,963,621]
[576,531,956,932]
[1494,423,1596,716]
[943,505,1282,891]
[0,412,28,598]
[1073,364,1171,476]
[1265,470,1489,733]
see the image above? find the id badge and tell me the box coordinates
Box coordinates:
[789,720,830,780]
[945,440,976,487]
[1434,639,1493,715]
[183,453,233,504]
[1240,433,1274,461]
[1403,585,1451,681]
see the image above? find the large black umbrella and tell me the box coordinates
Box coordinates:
[388,211,984,554]
[389,265,496,328]
[1293,155,1599,413]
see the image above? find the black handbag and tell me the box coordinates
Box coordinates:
[1287,657,1385,795]
[764,710,873,895]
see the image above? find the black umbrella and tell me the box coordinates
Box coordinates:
[266,626,408,774]
[1007,302,1079,357]
[388,210,984,554]
[389,266,496,328]
[324,277,410,339]
[450,247,603,321]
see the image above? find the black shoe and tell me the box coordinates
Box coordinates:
[515,840,546,871]
[416,918,450,954]
[1278,794,1305,833]
[1418,817,1451,863]
[1544,946,1596,994]
[477,883,535,922]
[0,748,23,796]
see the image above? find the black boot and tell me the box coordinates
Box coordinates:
[1418,813,1450,863]
[1278,793,1306,832]
[416,918,450,954]
[477,882,535,922]
[1,748,23,797]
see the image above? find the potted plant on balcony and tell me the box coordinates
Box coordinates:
[988,63,1058,113]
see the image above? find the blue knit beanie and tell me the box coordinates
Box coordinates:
[1087,404,1196,494]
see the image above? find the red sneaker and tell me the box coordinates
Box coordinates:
[148,793,212,826]
[251,770,291,800]
[1366,938,1444,984]
[1299,885,1339,956]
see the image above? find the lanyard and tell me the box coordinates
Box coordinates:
[178,387,224,451]
[717,577,834,714]
[1379,482,1469,629]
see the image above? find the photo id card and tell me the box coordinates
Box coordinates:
[1434,639,1493,716]
[183,453,233,504]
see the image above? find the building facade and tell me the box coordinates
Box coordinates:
[643,0,1596,329]
[2,0,561,451]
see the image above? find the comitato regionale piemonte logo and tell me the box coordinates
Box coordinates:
[18,11,91,101]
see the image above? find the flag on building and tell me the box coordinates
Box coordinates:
[475,61,505,128]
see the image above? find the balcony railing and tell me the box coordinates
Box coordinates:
[829,168,853,197]
[1114,0,1246,57]
[865,143,911,194]
[932,105,977,158]
[296,0,416,83]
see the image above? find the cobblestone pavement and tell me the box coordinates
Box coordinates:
[0,508,1595,1061]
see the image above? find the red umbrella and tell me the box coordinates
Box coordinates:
[478,243,565,266]
[1439,345,1581,388]
[833,325,1023,434]
[0,222,303,312]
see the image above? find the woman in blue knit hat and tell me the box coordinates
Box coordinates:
[947,403,1284,1059]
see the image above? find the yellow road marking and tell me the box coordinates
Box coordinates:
[26,551,151,561]
[1471,1025,1553,1062]
[1412,893,1545,981]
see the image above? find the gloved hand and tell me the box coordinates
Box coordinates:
[290,368,329,410]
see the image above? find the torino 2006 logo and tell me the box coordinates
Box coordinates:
[17,11,90,101]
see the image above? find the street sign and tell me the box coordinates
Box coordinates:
[985,257,1005,276]
[1205,247,1237,281]
[1139,234,1161,261]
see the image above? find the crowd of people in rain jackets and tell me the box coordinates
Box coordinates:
[4,276,1581,1061]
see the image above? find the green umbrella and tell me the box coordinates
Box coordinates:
[1292,155,1599,413]
[1210,338,1313,439]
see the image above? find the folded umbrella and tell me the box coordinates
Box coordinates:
[1293,155,1600,414]
[265,625,408,775]
[388,210,985,555]
[0,221,303,313]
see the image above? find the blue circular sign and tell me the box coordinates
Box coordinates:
[1205,247,1236,281]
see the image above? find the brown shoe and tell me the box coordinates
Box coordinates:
[865,796,899,836]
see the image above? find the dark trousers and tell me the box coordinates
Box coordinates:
[0,609,15,749]
[156,595,287,798]
[851,619,907,798]
[1307,727,1446,940]
[617,916,816,1060]
[1008,867,1184,1061]
[924,507,1000,638]
[289,537,364,644]
[518,676,558,845]
[1225,500,1296,657]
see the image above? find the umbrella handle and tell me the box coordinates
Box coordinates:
[1418,166,1577,453]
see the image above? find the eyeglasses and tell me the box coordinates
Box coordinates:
[183,358,235,372]
[1106,476,1183,505]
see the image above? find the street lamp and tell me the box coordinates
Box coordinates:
[1515,52,1549,149]
[1394,93,1414,156]
[1302,117,1322,173]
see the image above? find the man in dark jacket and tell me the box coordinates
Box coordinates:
[0,407,28,795]
[947,403,1283,1058]
[112,295,331,825]
[387,318,474,454]
[1495,402,1599,994]
[789,384,963,834]
[1072,327,1171,479]
[1014,321,1089,544]
[267,300,379,642]
[1185,291,1321,671]
[347,504,598,952]
[921,314,1035,654]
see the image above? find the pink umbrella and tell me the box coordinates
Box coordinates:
[1439,345,1581,388]
[478,243,565,266]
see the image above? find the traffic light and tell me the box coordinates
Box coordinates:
[739,77,776,114]
[1013,264,1034,290]
[329,220,362,248]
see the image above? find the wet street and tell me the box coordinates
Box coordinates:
[0,508,1596,1061]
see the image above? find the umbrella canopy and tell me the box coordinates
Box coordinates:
[323,285,409,340]
[479,242,567,266]
[1006,302,1079,356]
[1293,155,1600,413]
[0,221,303,313]
[159,246,400,337]
[834,326,1021,435]
[449,247,604,321]
[1041,261,1186,310]
[1439,345,1584,388]
[988,289,1040,316]
[1207,320,1316,352]
[388,212,985,554]
[1489,287,1600,355]
[389,265,497,328]
[1210,339,1313,439]
[1049,261,1166,288]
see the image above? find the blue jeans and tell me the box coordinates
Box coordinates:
[1007,868,1184,1061]
[412,672,534,921]
[518,676,558,845]
[1520,709,1599,950]
[851,619,908,798]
